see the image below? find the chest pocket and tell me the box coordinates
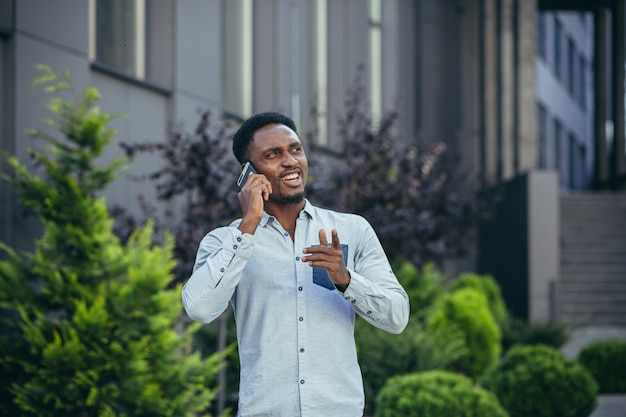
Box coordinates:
[312,244,349,290]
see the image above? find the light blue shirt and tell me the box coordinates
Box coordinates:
[182,200,409,417]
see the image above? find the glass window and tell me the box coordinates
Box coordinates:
[554,17,562,79]
[89,0,172,88]
[537,103,547,168]
[312,0,328,145]
[553,118,565,188]
[567,37,576,95]
[537,12,546,59]
[95,0,146,78]
[368,0,382,124]
[568,132,577,189]
[579,54,586,108]
[222,0,253,118]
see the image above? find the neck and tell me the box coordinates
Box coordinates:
[265,199,305,240]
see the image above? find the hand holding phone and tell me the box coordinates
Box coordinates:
[237,161,257,191]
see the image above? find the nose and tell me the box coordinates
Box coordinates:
[281,151,298,166]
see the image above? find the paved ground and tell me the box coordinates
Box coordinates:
[591,396,626,417]
[561,325,626,417]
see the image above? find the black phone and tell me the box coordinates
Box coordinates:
[237,161,257,191]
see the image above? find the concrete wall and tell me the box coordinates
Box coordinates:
[479,170,559,322]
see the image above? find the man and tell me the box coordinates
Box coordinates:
[182,112,409,417]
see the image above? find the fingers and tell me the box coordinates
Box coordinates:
[303,229,341,257]
[240,174,272,199]
[318,229,328,247]
[317,229,341,248]
[331,229,341,249]
[301,229,350,289]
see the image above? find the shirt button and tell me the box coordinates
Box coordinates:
[367,311,372,314]
[220,268,225,273]
[269,217,275,222]
[300,380,305,384]
[236,237,242,242]
[296,256,300,261]
[299,317,304,321]
[298,286,303,291]
[233,245,238,250]
[300,348,305,353]
[284,232,289,237]
[351,300,356,304]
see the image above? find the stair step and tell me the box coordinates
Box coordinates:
[561,272,626,282]
[561,253,626,263]
[558,292,626,303]
[560,302,626,314]
[559,193,626,326]
[558,313,626,326]
[559,282,626,292]
[562,264,626,273]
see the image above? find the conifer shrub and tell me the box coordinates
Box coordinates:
[481,344,598,417]
[578,339,626,393]
[426,287,501,379]
[375,370,508,417]
[0,65,223,417]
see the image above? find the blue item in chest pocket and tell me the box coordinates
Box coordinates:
[312,244,349,290]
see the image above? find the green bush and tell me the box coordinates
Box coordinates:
[450,273,507,324]
[427,288,501,379]
[394,261,447,319]
[356,317,419,413]
[357,261,453,413]
[481,344,598,417]
[501,316,570,353]
[376,370,508,417]
[578,339,626,393]
[0,65,222,417]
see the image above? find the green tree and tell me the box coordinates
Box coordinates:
[0,65,223,417]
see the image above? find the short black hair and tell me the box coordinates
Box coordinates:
[232,112,298,164]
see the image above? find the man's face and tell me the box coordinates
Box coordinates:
[246,123,308,204]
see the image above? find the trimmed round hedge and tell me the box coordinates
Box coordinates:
[480,344,598,417]
[578,339,626,393]
[376,370,508,417]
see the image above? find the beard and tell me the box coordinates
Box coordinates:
[270,191,305,205]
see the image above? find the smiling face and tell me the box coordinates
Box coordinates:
[246,123,308,205]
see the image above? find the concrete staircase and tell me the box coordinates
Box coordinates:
[558,193,626,325]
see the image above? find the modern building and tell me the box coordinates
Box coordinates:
[1,0,625,326]
[537,10,594,191]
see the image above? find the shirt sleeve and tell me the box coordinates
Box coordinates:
[181,226,255,323]
[340,217,410,334]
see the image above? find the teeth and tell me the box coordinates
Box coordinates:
[283,173,299,180]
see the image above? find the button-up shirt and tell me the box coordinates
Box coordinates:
[182,200,409,417]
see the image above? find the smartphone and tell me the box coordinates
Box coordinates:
[237,161,257,191]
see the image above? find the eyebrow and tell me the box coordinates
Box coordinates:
[263,142,302,153]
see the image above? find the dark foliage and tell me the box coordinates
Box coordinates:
[306,71,494,268]
[500,316,570,354]
[113,110,242,284]
[113,72,493,279]
[578,339,626,393]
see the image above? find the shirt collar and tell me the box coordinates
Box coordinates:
[259,198,316,227]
